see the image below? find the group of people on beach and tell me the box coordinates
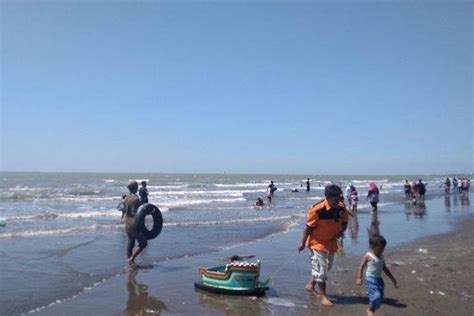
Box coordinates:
[118,177,470,315]
[403,179,426,205]
[444,177,470,194]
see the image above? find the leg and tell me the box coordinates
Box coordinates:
[317,282,333,306]
[305,276,319,296]
[126,231,136,260]
[129,232,148,264]
[312,250,334,306]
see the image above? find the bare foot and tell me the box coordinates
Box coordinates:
[321,295,333,306]
[305,285,320,296]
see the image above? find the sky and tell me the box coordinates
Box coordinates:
[1,0,472,175]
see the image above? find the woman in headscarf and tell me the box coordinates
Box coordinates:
[367,182,380,213]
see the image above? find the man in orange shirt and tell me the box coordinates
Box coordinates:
[298,184,349,306]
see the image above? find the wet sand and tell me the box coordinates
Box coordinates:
[33,196,473,316]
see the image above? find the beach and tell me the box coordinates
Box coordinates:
[29,195,473,315]
[0,172,469,315]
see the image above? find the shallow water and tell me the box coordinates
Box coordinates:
[0,172,470,314]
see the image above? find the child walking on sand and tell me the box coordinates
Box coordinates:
[356,234,398,316]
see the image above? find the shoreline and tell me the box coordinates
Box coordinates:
[30,195,473,316]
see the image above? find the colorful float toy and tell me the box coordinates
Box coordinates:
[194,256,269,296]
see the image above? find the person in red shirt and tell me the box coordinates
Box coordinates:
[298,184,349,306]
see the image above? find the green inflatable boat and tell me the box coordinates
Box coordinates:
[194,260,268,296]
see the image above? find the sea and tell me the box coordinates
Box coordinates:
[0,172,471,315]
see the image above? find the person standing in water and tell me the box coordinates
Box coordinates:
[367,182,380,213]
[306,178,311,192]
[139,181,149,205]
[123,180,148,265]
[268,181,277,196]
[403,180,412,199]
[444,177,451,194]
[298,184,349,306]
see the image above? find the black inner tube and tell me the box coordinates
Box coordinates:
[134,203,163,240]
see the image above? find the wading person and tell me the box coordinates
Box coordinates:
[123,180,148,265]
[298,184,349,306]
[139,181,149,205]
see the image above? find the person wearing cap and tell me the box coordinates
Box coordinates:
[298,184,349,306]
[123,180,148,264]
[139,181,149,205]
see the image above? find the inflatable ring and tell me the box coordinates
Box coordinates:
[133,203,163,240]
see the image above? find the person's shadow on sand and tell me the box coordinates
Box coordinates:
[123,267,167,315]
[331,295,407,308]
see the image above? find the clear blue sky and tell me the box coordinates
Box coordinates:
[1,1,472,175]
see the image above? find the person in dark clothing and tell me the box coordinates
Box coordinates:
[123,180,148,264]
[268,181,277,196]
[306,178,311,192]
[139,181,149,205]
[403,180,412,199]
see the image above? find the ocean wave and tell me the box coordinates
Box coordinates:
[0,224,123,239]
[0,215,302,239]
[160,197,246,208]
[148,189,262,197]
[147,184,189,190]
[163,214,301,227]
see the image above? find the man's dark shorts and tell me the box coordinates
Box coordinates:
[127,228,148,252]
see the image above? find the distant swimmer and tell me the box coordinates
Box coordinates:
[292,188,299,193]
[139,181,149,205]
[123,180,148,265]
[306,178,311,192]
[255,197,265,207]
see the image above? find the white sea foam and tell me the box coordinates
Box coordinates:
[159,197,246,208]
[148,189,262,197]
[0,215,299,239]
[164,215,297,227]
[0,224,122,239]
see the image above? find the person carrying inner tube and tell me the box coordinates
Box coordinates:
[123,180,148,265]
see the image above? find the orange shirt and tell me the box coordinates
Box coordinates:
[306,199,349,253]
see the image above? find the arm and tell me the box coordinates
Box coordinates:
[383,263,398,287]
[298,225,313,252]
[356,255,369,285]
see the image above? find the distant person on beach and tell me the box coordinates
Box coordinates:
[350,186,359,212]
[268,181,277,196]
[367,182,380,213]
[416,180,426,205]
[452,177,458,191]
[345,184,353,206]
[266,186,273,204]
[117,194,127,219]
[306,178,311,192]
[356,234,398,316]
[139,181,149,205]
[298,184,349,306]
[123,180,148,265]
[444,178,451,194]
[403,180,412,199]
[255,197,265,206]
